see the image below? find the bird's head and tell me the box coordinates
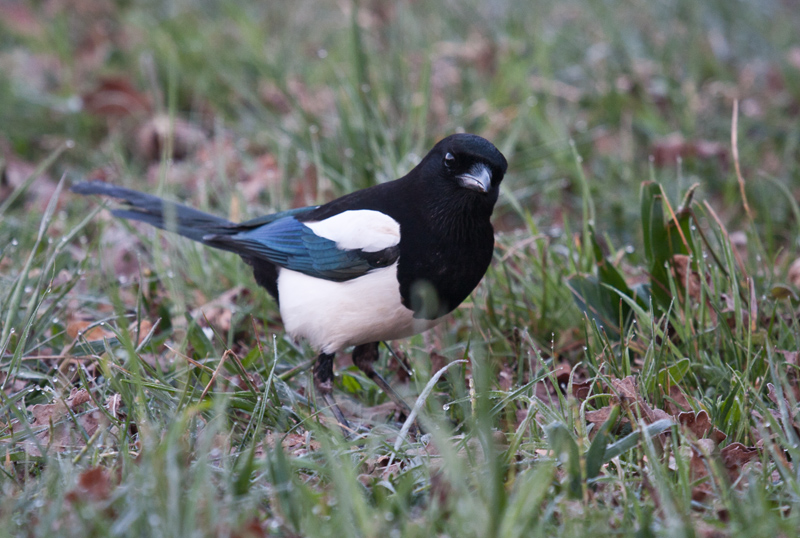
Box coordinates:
[416,134,508,211]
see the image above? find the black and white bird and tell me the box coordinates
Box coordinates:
[72,133,508,425]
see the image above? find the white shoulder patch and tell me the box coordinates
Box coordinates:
[305,210,400,252]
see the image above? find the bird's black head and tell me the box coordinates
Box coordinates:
[411,133,508,220]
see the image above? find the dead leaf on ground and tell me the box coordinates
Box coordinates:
[678,410,727,444]
[671,255,704,302]
[651,133,728,168]
[82,76,151,119]
[191,286,250,333]
[585,376,671,430]
[433,30,497,74]
[239,153,283,204]
[720,442,760,478]
[231,517,268,538]
[8,389,123,457]
[788,258,800,289]
[0,2,42,37]
[663,384,693,415]
[0,142,57,211]
[66,467,113,504]
[66,317,116,342]
[264,431,320,458]
[134,114,206,161]
[572,380,594,400]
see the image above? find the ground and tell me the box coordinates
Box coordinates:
[2,0,800,536]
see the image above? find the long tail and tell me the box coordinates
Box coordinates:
[70,181,239,245]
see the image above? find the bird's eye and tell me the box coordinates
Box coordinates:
[444,152,455,167]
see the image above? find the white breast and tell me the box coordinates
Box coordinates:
[277,262,443,354]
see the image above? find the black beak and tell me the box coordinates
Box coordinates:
[457,164,491,193]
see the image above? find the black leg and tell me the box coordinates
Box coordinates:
[352,342,412,417]
[313,352,351,434]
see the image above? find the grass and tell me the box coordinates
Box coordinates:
[2,0,800,536]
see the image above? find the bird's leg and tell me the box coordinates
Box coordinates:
[352,342,413,418]
[313,352,351,434]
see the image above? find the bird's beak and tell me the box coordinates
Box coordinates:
[457,164,492,193]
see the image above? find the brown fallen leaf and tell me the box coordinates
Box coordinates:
[585,376,671,429]
[66,467,113,504]
[651,133,728,168]
[191,286,251,333]
[720,442,760,480]
[134,114,206,162]
[0,2,42,38]
[239,153,284,204]
[9,388,105,457]
[663,384,693,415]
[0,143,57,211]
[264,431,320,458]
[82,76,151,119]
[232,517,268,538]
[671,254,718,325]
[678,410,727,444]
[687,439,761,503]
[66,318,116,342]
[572,380,594,400]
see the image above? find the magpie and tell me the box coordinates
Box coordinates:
[71,133,508,426]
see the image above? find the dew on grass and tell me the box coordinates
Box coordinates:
[442,404,450,411]
[10,239,18,246]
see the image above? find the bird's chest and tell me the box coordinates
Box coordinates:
[396,224,494,319]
